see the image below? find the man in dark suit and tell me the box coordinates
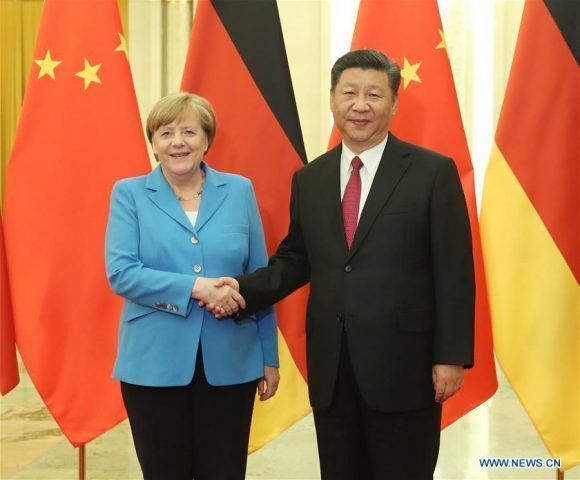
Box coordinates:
[200,49,475,480]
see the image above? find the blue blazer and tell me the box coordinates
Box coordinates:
[105,163,278,387]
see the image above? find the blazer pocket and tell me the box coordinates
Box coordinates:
[122,301,157,322]
[222,224,249,235]
[397,308,433,332]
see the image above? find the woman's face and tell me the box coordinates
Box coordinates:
[151,109,208,179]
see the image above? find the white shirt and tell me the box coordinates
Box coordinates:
[185,211,198,228]
[340,134,389,223]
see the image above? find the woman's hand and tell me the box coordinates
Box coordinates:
[257,366,280,401]
[192,277,245,316]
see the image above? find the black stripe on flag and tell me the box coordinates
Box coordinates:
[211,0,307,163]
[543,0,579,64]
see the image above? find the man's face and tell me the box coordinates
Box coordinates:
[330,68,397,154]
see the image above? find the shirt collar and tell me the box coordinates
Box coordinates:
[340,133,389,178]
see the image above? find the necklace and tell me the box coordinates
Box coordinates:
[172,172,205,201]
[176,189,202,201]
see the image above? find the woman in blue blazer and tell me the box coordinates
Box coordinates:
[105,92,279,480]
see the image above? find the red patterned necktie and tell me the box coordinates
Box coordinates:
[342,156,363,248]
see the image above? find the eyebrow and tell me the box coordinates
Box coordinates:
[161,124,196,129]
[341,82,385,89]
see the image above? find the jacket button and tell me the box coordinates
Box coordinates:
[344,264,352,273]
[166,303,173,310]
[173,305,179,312]
[155,302,162,307]
[190,236,199,245]
[193,264,202,273]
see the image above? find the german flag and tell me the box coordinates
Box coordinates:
[481,0,579,470]
[181,0,311,451]
[331,0,498,428]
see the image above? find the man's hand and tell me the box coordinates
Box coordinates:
[257,366,280,401]
[432,364,464,403]
[200,277,240,318]
[192,277,245,316]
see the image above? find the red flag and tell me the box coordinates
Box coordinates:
[3,0,150,445]
[0,213,19,395]
[182,0,311,450]
[332,0,497,427]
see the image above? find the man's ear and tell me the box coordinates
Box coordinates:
[330,90,335,113]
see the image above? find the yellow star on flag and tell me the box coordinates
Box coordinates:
[75,59,102,90]
[35,50,62,80]
[401,57,422,90]
[114,33,128,57]
[436,29,446,50]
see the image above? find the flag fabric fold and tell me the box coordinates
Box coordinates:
[331,0,498,428]
[0,213,19,396]
[181,0,311,451]
[481,0,579,470]
[3,0,150,446]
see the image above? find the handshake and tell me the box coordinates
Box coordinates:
[192,277,246,318]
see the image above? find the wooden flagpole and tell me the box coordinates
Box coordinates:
[79,445,85,480]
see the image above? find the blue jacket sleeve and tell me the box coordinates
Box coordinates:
[105,181,197,317]
[244,181,279,367]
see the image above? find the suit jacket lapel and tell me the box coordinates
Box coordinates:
[320,146,349,254]
[146,166,196,234]
[146,163,228,235]
[194,164,227,233]
[347,134,411,260]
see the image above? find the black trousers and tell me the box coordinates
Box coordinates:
[121,348,258,480]
[313,334,442,480]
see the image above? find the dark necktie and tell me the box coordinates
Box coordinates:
[342,156,363,248]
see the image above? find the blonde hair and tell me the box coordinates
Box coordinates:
[146,92,217,150]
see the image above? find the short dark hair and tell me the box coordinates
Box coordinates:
[331,49,401,96]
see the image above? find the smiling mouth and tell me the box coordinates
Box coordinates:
[349,119,370,126]
[170,152,190,157]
